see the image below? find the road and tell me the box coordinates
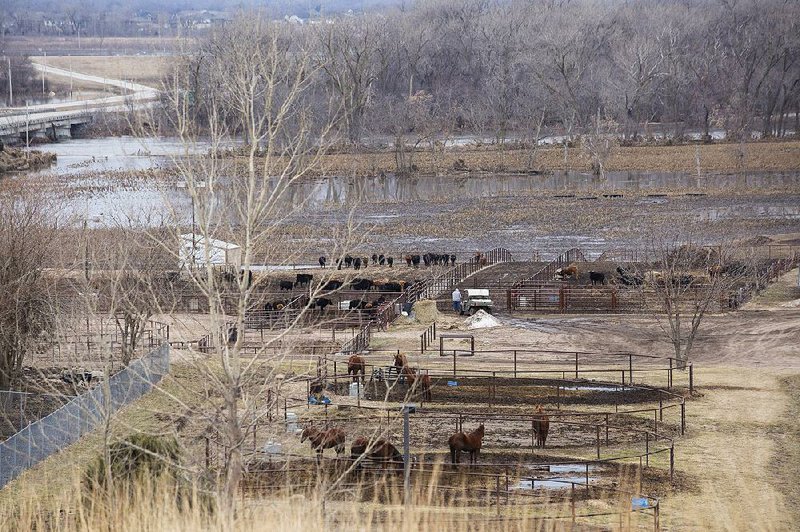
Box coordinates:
[0,61,160,134]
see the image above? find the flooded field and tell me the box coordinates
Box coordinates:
[4,136,800,257]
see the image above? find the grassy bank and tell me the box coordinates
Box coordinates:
[311,140,800,177]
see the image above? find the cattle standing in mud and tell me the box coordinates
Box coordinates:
[319,256,327,268]
[295,274,313,287]
[589,271,605,285]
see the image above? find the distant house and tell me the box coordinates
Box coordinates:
[179,234,241,268]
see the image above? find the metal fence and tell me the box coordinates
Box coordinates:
[0,343,170,489]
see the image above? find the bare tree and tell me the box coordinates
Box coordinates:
[638,235,754,368]
[0,193,58,389]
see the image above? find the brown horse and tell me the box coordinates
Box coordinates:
[301,426,346,458]
[400,365,432,401]
[393,353,408,369]
[350,437,403,469]
[347,355,366,383]
[532,405,550,448]
[448,424,485,464]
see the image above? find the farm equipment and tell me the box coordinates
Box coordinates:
[461,288,493,315]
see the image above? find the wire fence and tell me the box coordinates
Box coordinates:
[0,343,170,489]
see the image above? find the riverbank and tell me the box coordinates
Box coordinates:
[304,139,800,177]
[0,147,57,174]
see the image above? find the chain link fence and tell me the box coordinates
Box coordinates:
[0,343,170,489]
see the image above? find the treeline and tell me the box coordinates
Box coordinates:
[176,0,799,147]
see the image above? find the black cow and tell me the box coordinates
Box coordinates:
[279,280,294,291]
[616,266,643,286]
[295,274,313,287]
[319,256,327,268]
[351,278,373,291]
[372,254,378,265]
[354,257,362,270]
[422,253,431,267]
[411,255,421,268]
[383,282,404,293]
[405,255,413,267]
[378,254,386,265]
[227,326,238,345]
[322,280,343,291]
[589,271,605,286]
[344,255,354,268]
[387,257,394,267]
[314,298,333,311]
[450,254,456,265]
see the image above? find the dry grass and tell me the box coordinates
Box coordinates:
[34,55,170,87]
[306,140,800,176]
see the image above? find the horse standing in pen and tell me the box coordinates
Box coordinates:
[347,354,366,383]
[448,424,485,464]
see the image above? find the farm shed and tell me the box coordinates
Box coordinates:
[179,234,241,267]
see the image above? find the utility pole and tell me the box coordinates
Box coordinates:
[402,403,418,506]
[6,57,12,106]
[42,51,47,95]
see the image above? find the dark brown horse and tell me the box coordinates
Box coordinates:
[401,365,432,401]
[301,426,346,458]
[532,405,550,448]
[347,355,366,383]
[350,437,403,469]
[448,424,485,464]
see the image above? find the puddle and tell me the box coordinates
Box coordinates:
[515,476,592,490]
[559,385,625,393]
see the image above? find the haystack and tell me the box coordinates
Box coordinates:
[412,299,441,324]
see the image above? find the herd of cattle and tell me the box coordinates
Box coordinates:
[321,252,459,270]
[553,262,749,287]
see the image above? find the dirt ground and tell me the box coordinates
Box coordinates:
[2,269,798,530]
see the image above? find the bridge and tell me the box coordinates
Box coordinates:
[0,62,160,144]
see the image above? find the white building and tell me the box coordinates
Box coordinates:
[179,234,241,268]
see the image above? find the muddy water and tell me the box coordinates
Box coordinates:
[7,136,800,256]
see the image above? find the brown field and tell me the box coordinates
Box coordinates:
[34,55,170,87]
[309,139,800,176]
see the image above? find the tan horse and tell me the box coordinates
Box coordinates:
[532,405,550,448]
[448,424,485,464]
[301,426,346,458]
[347,354,366,383]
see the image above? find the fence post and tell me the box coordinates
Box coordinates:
[605,413,609,445]
[670,444,674,482]
[681,401,685,435]
[495,474,501,516]
[645,433,650,466]
[571,483,576,525]
[596,424,600,459]
[514,350,517,378]
[334,361,337,389]
[689,364,694,394]
[575,352,579,380]
[629,354,633,385]
[453,351,457,377]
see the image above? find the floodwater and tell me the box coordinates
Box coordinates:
[6,136,800,255]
